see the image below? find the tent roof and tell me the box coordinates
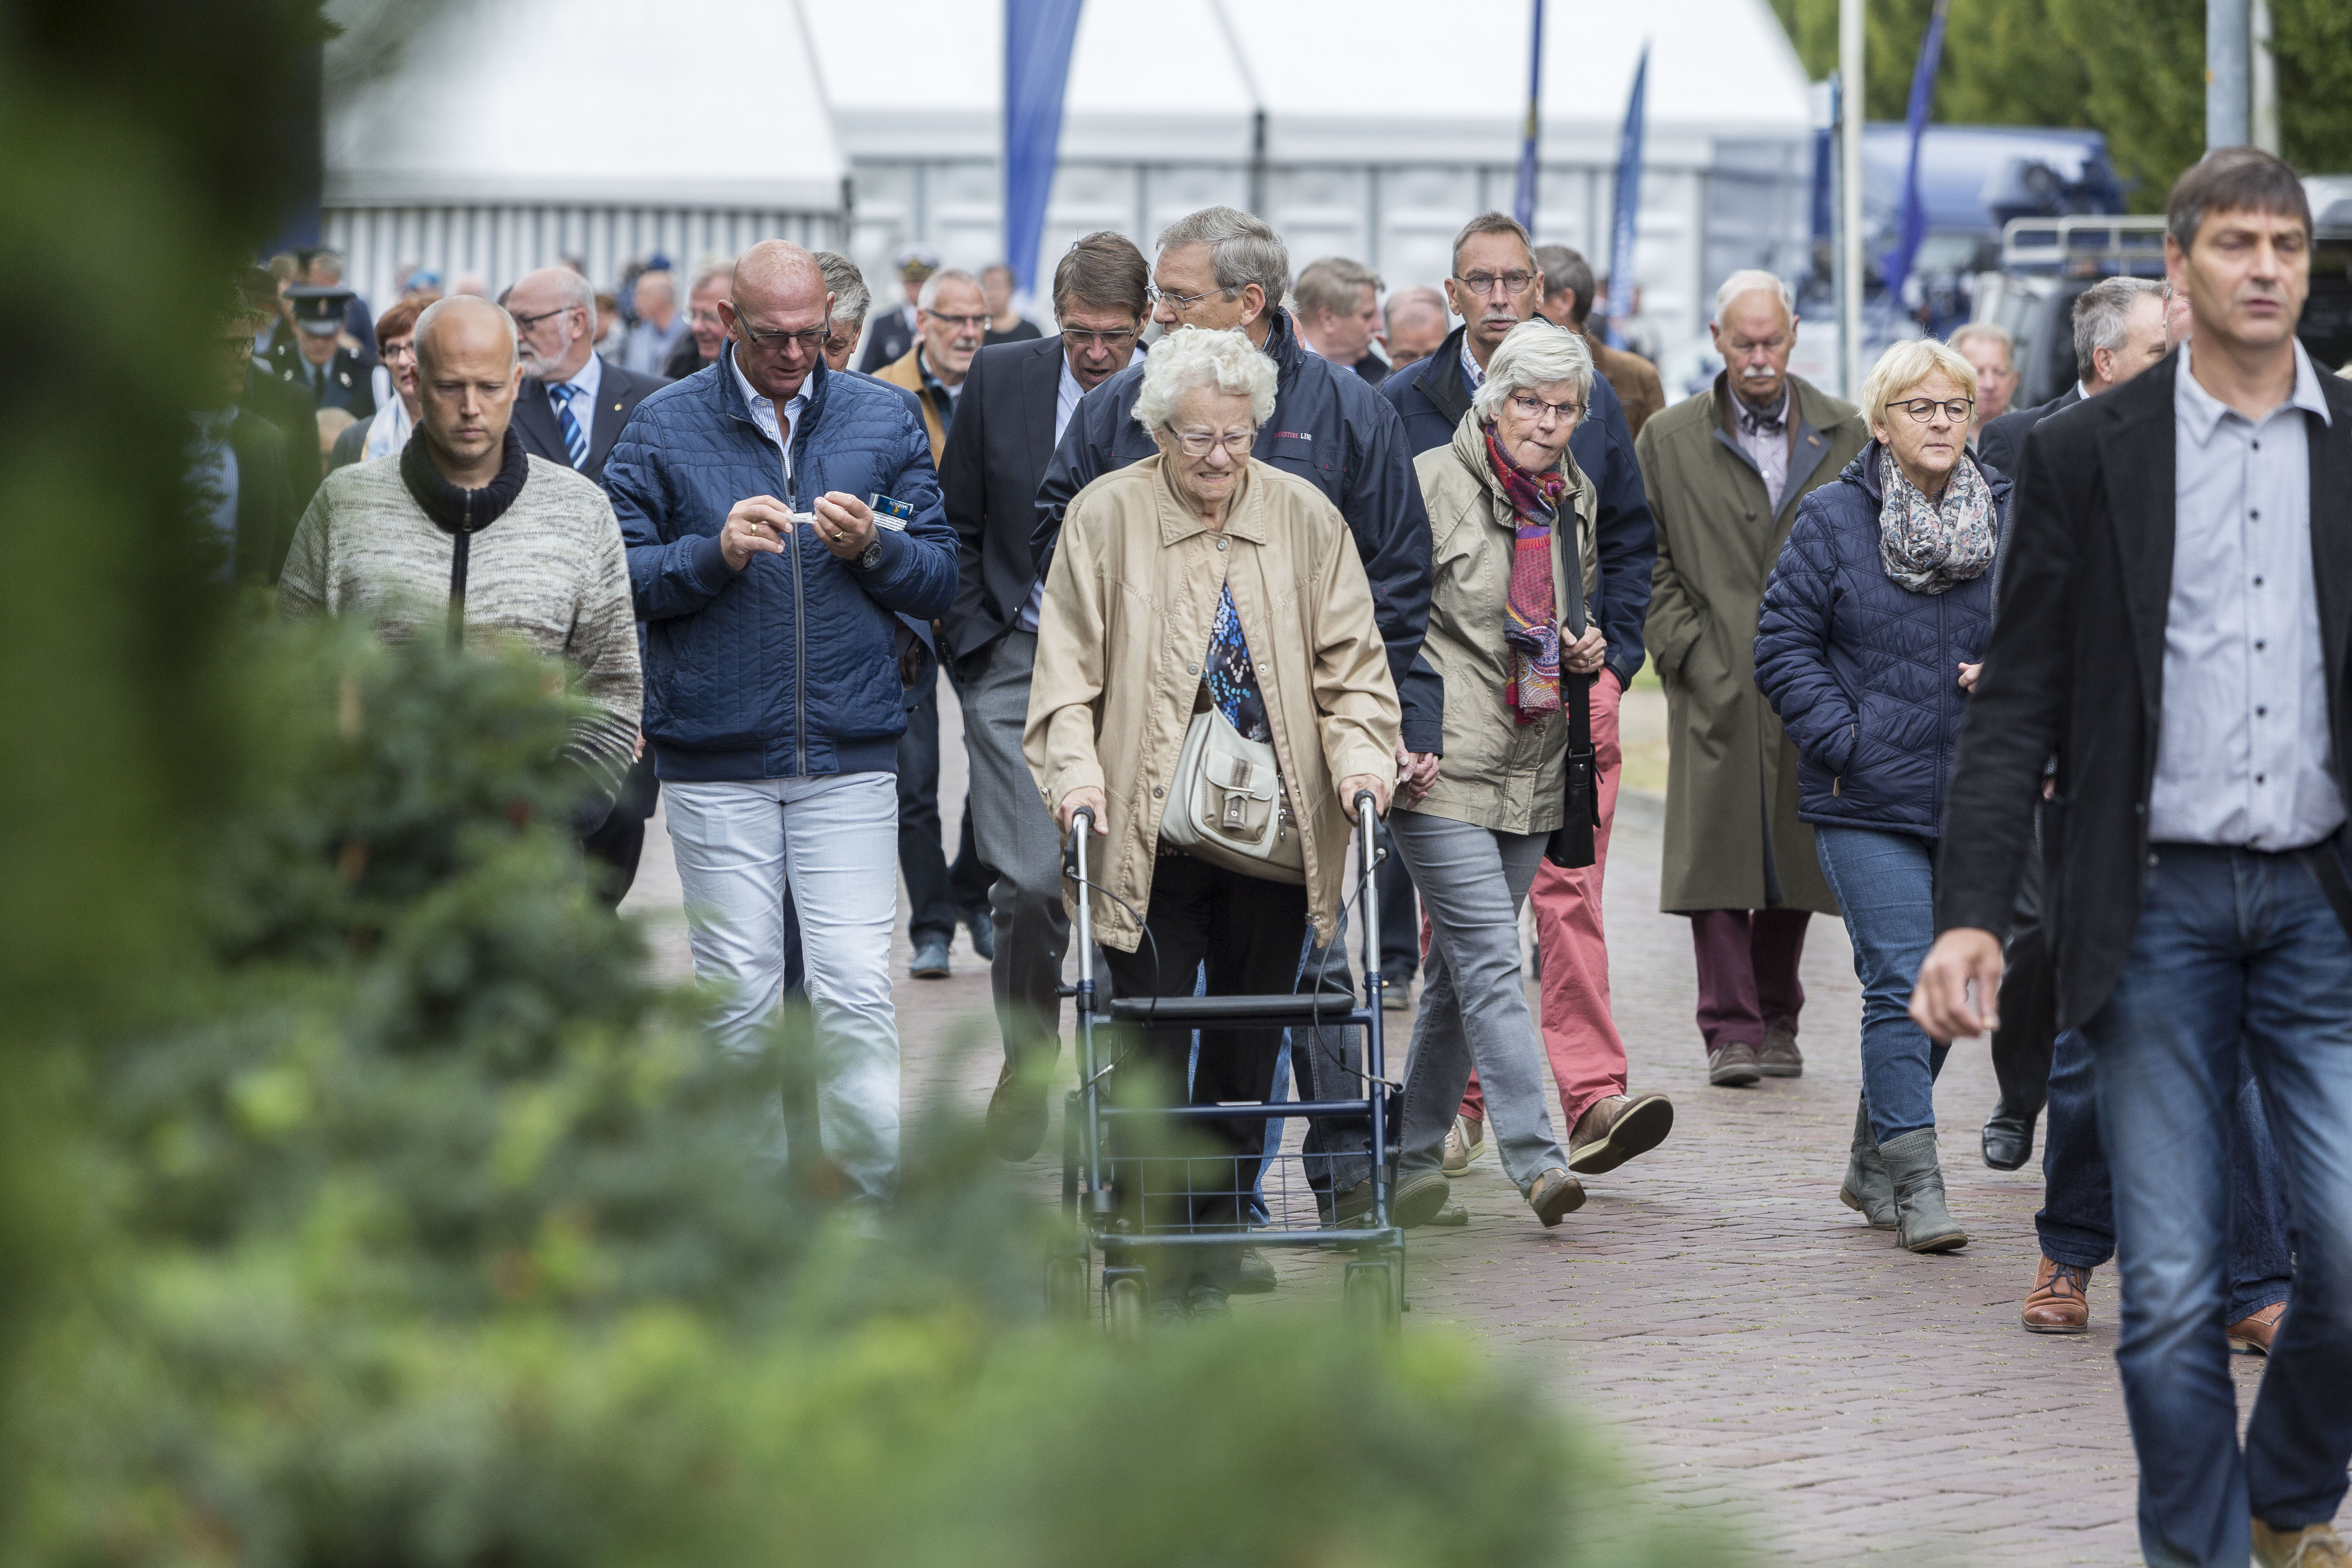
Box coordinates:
[324,0,846,209]
[806,0,1813,167]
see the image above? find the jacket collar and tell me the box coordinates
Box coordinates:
[1446,401,1589,521]
[1840,439,2011,510]
[1259,306,1306,386]
[716,341,829,443]
[1709,370,1840,517]
[1152,454,1267,547]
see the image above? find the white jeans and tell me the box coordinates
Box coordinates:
[664,772,901,1204]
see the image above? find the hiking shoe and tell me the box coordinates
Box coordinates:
[1394,1170,1452,1228]
[1707,1041,1762,1087]
[1441,1114,1485,1176]
[1757,1022,1803,1077]
[909,935,951,978]
[1568,1092,1674,1175]
[1233,1248,1277,1296]
[1528,1167,1586,1227]
[2254,1521,2351,1568]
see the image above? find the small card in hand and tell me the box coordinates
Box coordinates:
[868,493,915,532]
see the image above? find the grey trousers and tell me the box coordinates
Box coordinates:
[959,631,1072,1068]
[1392,810,1569,1192]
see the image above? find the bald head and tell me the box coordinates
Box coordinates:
[723,240,835,401]
[414,293,518,377]
[1383,285,1449,369]
[413,295,523,484]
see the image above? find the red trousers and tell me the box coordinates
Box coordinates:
[1458,673,1626,1134]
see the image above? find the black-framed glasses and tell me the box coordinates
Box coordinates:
[1147,283,1231,310]
[1508,392,1585,423]
[736,315,829,354]
[512,305,579,333]
[1885,396,1974,423]
[1164,424,1256,458]
[1063,327,1140,351]
[1454,270,1536,297]
[923,311,991,332]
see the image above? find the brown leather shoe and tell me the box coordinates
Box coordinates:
[2230,1301,2287,1356]
[985,1059,1050,1162]
[2254,1519,2352,1568]
[2021,1255,2093,1334]
[1528,1167,1586,1227]
[1757,1021,1803,1077]
[1568,1092,1674,1174]
[1706,1040,1762,1087]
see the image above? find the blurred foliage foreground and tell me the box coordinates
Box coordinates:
[6,624,1732,1568]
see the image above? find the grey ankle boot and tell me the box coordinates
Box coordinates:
[1877,1128,1969,1253]
[1837,1094,1897,1229]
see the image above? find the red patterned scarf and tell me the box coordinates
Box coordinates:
[1483,421,1567,722]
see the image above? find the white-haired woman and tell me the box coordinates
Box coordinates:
[1390,320,1606,1233]
[1753,336,2011,1255]
[1025,325,1399,1320]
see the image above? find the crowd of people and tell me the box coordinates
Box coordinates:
[189,143,2348,1568]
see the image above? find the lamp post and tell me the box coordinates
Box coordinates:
[1838,0,1863,400]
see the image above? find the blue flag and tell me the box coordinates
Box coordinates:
[1881,0,1949,304]
[1604,46,1648,350]
[1512,0,1546,232]
[1004,0,1086,299]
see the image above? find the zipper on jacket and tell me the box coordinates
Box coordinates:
[784,434,808,776]
[446,489,473,652]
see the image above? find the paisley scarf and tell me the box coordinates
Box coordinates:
[1878,448,1996,595]
[1482,421,1568,722]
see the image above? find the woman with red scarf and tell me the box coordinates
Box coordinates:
[1389,321,1621,1232]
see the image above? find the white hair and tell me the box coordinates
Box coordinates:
[1131,326,1278,432]
[1712,268,1795,324]
[917,268,982,312]
[1470,320,1594,423]
[537,265,595,325]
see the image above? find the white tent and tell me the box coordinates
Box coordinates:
[808,0,1815,356]
[320,0,847,312]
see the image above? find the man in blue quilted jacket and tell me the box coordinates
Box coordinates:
[607,240,958,1211]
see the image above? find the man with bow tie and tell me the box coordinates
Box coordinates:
[1634,270,1868,1090]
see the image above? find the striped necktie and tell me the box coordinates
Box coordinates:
[548,380,588,468]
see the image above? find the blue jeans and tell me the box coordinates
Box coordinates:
[2036,1028,2292,1324]
[1813,826,1949,1145]
[2082,843,2352,1566]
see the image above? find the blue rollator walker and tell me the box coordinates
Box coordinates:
[1047,794,1404,1333]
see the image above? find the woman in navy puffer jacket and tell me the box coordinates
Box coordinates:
[1755,337,2011,1258]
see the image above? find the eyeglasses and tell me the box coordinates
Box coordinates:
[690,307,726,328]
[1147,283,1231,311]
[1165,425,1256,458]
[1508,392,1584,423]
[736,315,829,354]
[380,341,416,363]
[512,305,579,333]
[1064,328,1139,351]
[924,312,991,332]
[1454,270,1536,298]
[1885,396,1975,423]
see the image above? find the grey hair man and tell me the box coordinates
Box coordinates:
[1977,276,2166,482]
[1636,267,1869,1088]
[1947,320,2018,437]
[278,293,643,830]
[874,266,987,466]
[814,251,872,373]
[1029,205,1438,1232]
[1293,256,1387,383]
[666,257,737,381]
[1383,285,1449,371]
[623,268,686,377]
[505,264,668,490]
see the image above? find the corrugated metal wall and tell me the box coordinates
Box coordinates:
[320,203,848,313]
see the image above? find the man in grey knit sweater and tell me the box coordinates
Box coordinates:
[278,295,642,815]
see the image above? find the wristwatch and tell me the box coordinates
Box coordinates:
[855,536,884,571]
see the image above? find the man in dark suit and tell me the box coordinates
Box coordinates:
[1292,256,1389,384]
[1967,275,2166,1168]
[1916,149,2352,1568]
[506,264,669,903]
[270,285,377,421]
[856,243,938,374]
[192,297,298,586]
[938,230,1149,1159]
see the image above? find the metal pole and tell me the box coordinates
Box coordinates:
[2250,0,2279,155]
[1838,0,1864,401]
[2208,0,2250,150]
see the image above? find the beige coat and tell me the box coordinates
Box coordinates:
[1025,455,1400,952]
[1636,372,1868,914]
[1407,411,1598,835]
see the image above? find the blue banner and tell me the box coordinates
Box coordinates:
[1512,0,1546,232]
[1881,0,1949,304]
[1604,46,1648,350]
[1004,0,1086,299]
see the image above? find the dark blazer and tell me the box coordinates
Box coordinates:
[857,305,917,374]
[1381,320,1657,690]
[1976,383,2080,485]
[663,337,713,383]
[1935,352,2352,1028]
[224,407,297,586]
[240,361,324,510]
[938,334,1073,666]
[511,356,669,489]
[269,343,377,421]
[984,317,1043,346]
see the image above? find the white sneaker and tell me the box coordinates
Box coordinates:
[1441,1114,1485,1177]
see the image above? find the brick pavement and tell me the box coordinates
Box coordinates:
[621,680,2324,1567]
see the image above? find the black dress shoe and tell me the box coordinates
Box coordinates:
[1981,1100,2039,1171]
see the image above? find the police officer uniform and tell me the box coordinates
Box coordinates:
[270,285,377,420]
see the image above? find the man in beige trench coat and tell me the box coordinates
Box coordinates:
[1635,270,1868,1088]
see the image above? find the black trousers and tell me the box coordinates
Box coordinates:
[1990,803,2058,1118]
[895,675,992,944]
[581,754,659,908]
[1376,818,1421,982]
[1101,853,1308,1291]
